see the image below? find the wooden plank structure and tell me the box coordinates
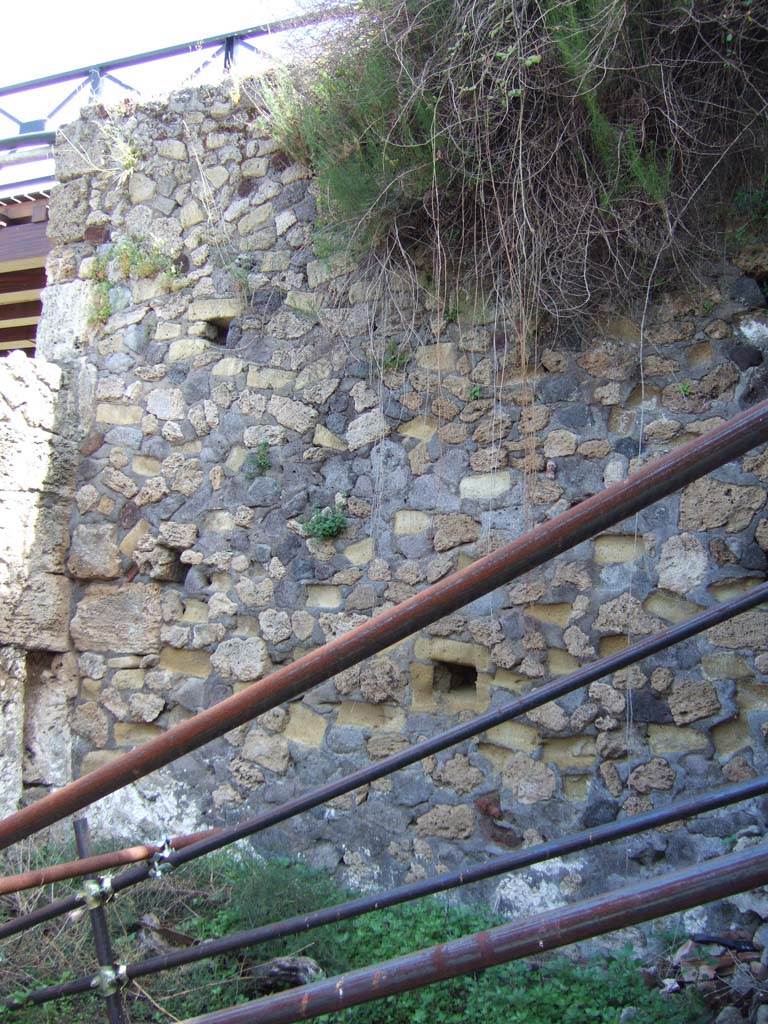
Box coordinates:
[0,189,50,353]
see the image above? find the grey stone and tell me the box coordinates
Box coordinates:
[247,476,281,506]
[211,637,269,681]
[729,276,767,308]
[67,524,121,579]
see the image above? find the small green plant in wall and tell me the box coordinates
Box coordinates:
[87,281,112,326]
[468,384,483,401]
[382,338,411,372]
[677,380,693,397]
[304,501,348,539]
[242,442,271,479]
[113,236,180,281]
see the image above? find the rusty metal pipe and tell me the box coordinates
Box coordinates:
[178,844,768,1024]
[4,774,763,1013]
[0,830,219,897]
[2,581,766,941]
[1,399,766,853]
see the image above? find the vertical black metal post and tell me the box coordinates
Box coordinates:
[73,818,128,1024]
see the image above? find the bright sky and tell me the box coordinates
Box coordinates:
[0,0,306,87]
[0,0,331,191]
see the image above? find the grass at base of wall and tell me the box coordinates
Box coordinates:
[1,852,708,1024]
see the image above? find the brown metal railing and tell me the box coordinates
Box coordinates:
[1,397,768,1021]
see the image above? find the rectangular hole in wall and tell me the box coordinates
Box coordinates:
[432,661,478,697]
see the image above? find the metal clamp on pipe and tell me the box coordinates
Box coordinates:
[89,965,128,998]
[148,839,174,880]
[77,875,113,909]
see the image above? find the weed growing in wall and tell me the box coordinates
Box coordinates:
[87,281,112,327]
[84,236,183,329]
[304,502,348,539]
[242,442,271,479]
[112,237,180,281]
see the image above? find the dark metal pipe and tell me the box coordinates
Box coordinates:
[73,819,127,1024]
[0,829,219,896]
[178,844,768,1024]
[6,774,763,1013]
[2,582,766,942]
[1,399,766,853]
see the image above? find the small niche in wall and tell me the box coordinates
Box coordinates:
[432,661,478,698]
[205,316,235,346]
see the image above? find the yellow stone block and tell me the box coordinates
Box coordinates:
[81,678,101,699]
[114,722,163,746]
[542,736,596,769]
[284,703,327,747]
[489,669,529,693]
[111,669,145,689]
[415,343,456,371]
[736,682,767,712]
[459,472,511,500]
[476,742,513,770]
[594,534,644,564]
[159,647,211,678]
[413,637,491,672]
[226,447,247,471]
[205,511,235,532]
[96,403,142,425]
[119,520,150,558]
[525,603,572,627]
[313,424,346,450]
[167,338,208,362]
[708,578,763,602]
[212,357,244,377]
[644,591,704,624]
[701,653,752,680]
[398,417,438,441]
[306,585,343,609]
[599,636,629,657]
[457,553,476,570]
[336,702,405,730]
[132,456,162,476]
[445,678,490,713]
[80,750,123,775]
[548,649,580,675]
[688,341,713,366]
[483,720,539,753]
[188,298,243,321]
[394,510,431,535]
[235,616,261,637]
[411,662,437,712]
[247,367,297,389]
[563,775,589,802]
[181,599,208,623]
[286,291,321,316]
[344,538,374,565]
[648,725,708,755]
[596,314,641,343]
[712,716,751,757]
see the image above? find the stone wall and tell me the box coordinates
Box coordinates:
[0,351,84,811]
[6,81,768,920]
